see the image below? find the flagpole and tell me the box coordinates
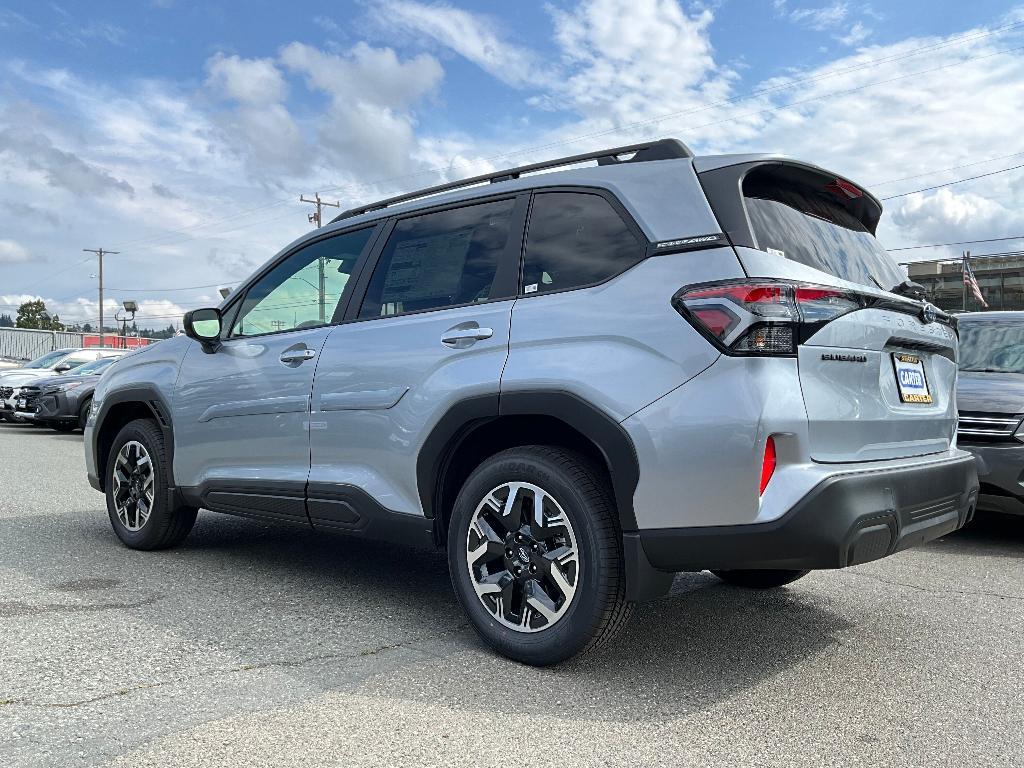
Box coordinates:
[963,250,968,311]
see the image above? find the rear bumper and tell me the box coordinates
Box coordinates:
[629,452,978,577]
[959,442,1024,515]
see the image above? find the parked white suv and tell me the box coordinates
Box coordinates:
[85,140,978,665]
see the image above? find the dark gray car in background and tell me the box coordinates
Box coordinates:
[14,356,120,432]
[956,311,1024,516]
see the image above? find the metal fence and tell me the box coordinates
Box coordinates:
[0,327,157,362]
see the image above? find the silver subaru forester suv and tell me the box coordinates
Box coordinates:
[85,139,978,665]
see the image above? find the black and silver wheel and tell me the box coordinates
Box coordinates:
[106,419,197,550]
[465,480,580,633]
[449,446,631,666]
[711,569,810,589]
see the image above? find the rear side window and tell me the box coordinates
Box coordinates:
[743,168,905,291]
[522,192,643,294]
[358,198,515,318]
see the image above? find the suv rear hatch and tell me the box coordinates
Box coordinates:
[693,159,957,463]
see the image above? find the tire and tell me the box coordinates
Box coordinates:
[105,418,197,550]
[711,569,810,589]
[448,446,632,666]
[78,397,92,431]
[51,421,76,433]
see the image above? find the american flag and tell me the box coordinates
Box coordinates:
[963,254,988,308]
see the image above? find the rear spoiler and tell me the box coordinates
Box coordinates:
[697,159,883,244]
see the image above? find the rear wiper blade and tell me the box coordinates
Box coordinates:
[888,279,928,300]
[960,367,1011,373]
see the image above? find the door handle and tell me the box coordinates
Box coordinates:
[441,327,494,346]
[279,348,316,364]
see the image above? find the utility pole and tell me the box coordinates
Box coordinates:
[83,248,119,348]
[300,194,340,322]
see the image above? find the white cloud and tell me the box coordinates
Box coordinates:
[838,22,872,47]
[377,1,546,88]
[0,239,30,263]
[891,188,1016,244]
[205,53,288,106]
[279,41,442,110]
[788,2,848,31]
[279,41,444,176]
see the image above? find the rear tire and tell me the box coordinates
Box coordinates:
[448,446,632,666]
[711,569,810,589]
[105,418,197,550]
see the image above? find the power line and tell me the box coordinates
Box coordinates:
[880,162,1024,200]
[871,150,1024,186]
[888,235,1024,252]
[104,282,238,292]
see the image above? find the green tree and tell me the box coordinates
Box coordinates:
[15,300,64,331]
[0,313,13,327]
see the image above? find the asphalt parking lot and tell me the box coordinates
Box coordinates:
[1,421,1022,767]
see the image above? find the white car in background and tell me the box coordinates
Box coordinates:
[0,348,125,422]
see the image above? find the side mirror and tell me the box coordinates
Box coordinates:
[183,308,223,351]
[54,363,72,373]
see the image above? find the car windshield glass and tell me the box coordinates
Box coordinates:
[23,350,72,369]
[73,357,115,375]
[958,320,1024,373]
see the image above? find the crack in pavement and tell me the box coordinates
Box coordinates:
[4,623,470,710]
[842,570,1024,602]
[0,596,162,618]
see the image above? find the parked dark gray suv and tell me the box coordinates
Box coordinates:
[85,139,979,665]
[956,311,1024,516]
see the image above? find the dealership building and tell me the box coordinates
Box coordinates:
[906,254,1024,312]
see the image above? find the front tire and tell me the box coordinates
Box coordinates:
[711,569,810,588]
[105,418,197,550]
[448,446,631,666]
[78,397,92,431]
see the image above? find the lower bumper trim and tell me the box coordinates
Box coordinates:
[638,454,979,572]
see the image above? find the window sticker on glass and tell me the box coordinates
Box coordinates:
[767,247,785,258]
[524,284,538,294]
[381,228,473,303]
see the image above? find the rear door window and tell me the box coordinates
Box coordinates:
[522,192,643,294]
[358,198,516,318]
[742,170,905,291]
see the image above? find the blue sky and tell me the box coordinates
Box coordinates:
[1,1,1023,326]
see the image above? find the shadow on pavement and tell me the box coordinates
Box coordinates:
[4,507,855,725]
[927,510,1024,559]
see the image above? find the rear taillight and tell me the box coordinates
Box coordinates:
[673,280,864,355]
[760,436,777,495]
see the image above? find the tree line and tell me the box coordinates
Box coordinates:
[1,300,178,339]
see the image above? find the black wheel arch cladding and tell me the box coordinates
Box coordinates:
[417,390,641,534]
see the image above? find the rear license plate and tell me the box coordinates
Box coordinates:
[892,353,932,404]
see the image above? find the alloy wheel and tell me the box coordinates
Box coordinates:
[112,440,155,532]
[465,481,580,633]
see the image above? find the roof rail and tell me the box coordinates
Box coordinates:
[332,138,692,222]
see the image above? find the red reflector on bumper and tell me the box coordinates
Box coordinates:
[760,436,777,495]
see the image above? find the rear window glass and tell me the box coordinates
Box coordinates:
[958,320,1024,374]
[743,173,905,291]
[522,192,642,294]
